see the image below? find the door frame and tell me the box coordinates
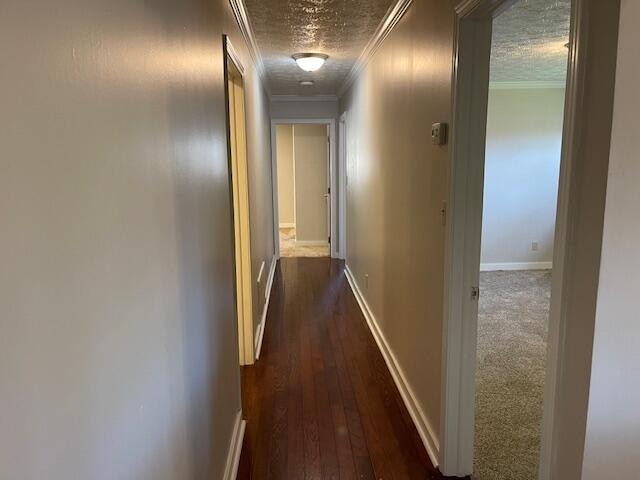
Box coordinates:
[224,36,255,366]
[440,0,620,477]
[270,118,340,258]
[339,111,348,261]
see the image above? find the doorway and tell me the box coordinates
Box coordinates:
[224,37,254,366]
[271,119,336,258]
[439,0,620,477]
[473,2,569,478]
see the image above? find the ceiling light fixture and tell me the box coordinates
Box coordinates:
[293,53,328,72]
[299,80,314,86]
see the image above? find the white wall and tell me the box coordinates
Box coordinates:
[582,0,640,477]
[276,125,295,226]
[0,0,272,478]
[481,88,565,270]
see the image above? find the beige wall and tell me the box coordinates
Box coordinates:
[0,0,272,478]
[276,125,295,226]
[582,0,639,476]
[339,0,455,456]
[293,124,329,242]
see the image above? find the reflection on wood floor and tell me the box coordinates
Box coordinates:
[237,257,446,479]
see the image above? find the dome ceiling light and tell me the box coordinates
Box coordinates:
[292,53,328,72]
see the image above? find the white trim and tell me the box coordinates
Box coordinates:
[294,240,329,247]
[338,112,348,261]
[254,257,277,360]
[222,411,246,480]
[344,265,440,469]
[338,0,413,96]
[270,118,341,259]
[228,0,267,86]
[225,37,245,76]
[489,81,566,90]
[279,222,295,229]
[256,260,265,284]
[480,261,553,271]
[271,94,339,102]
[440,4,493,474]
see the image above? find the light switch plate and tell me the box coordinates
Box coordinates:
[431,122,448,145]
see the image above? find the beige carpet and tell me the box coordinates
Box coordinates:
[279,227,329,257]
[474,270,551,480]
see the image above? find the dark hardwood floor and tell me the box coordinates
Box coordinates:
[237,257,448,479]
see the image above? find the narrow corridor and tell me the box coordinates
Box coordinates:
[237,258,444,479]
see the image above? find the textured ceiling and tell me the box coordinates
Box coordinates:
[491,0,570,83]
[244,0,570,95]
[243,0,395,95]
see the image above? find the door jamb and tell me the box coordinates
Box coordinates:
[270,118,340,258]
[440,0,620,477]
[224,35,255,366]
[339,112,348,261]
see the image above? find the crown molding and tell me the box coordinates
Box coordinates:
[338,0,413,97]
[489,80,567,89]
[228,0,267,85]
[270,94,339,103]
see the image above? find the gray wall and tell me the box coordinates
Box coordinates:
[339,0,454,456]
[582,0,640,476]
[481,88,565,268]
[0,0,272,478]
[270,97,339,120]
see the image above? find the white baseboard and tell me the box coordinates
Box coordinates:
[255,256,277,360]
[279,222,295,229]
[294,240,329,247]
[480,261,552,271]
[222,410,246,480]
[344,265,440,468]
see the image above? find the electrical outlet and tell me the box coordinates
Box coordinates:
[431,122,448,145]
[532,241,539,251]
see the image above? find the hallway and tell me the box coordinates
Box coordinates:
[237,258,443,479]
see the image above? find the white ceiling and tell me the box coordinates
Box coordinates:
[491,0,571,84]
[242,0,571,95]
[243,0,395,95]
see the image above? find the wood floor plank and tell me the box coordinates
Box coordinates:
[237,258,451,480]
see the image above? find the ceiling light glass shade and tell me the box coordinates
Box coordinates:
[293,53,328,72]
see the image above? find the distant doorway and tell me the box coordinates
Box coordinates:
[272,122,332,258]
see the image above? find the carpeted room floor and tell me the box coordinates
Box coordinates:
[474,270,551,480]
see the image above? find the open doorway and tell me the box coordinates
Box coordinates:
[273,122,332,258]
[473,1,570,478]
[437,0,616,476]
[224,37,255,366]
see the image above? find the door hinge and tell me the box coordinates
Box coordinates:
[328,236,331,243]
[440,201,447,226]
[327,187,331,194]
[471,286,480,300]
